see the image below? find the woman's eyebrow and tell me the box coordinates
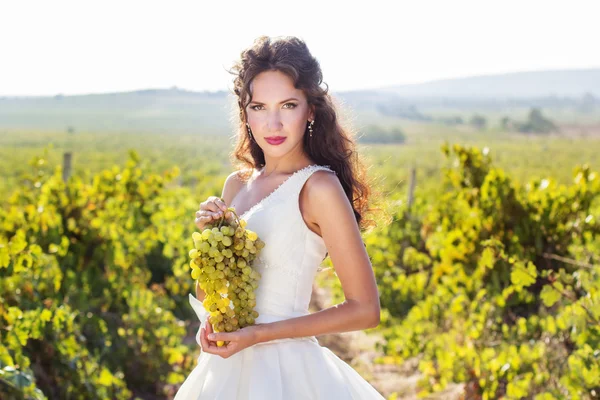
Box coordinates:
[249,97,299,105]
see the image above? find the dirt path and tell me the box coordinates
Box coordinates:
[309,283,465,400]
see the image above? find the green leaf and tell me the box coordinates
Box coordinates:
[0,246,9,268]
[510,261,537,289]
[9,230,28,254]
[540,283,563,307]
[479,247,495,269]
[97,368,114,386]
[40,309,53,323]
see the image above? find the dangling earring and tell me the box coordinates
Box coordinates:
[246,122,254,141]
[308,120,315,138]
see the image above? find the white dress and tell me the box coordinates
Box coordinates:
[174,164,385,400]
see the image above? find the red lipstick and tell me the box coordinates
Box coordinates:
[265,136,286,145]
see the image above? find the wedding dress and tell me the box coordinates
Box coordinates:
[174,164,385,399]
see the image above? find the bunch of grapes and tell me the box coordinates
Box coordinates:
[188,205,265,346]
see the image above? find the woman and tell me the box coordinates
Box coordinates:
[175,35,384,399]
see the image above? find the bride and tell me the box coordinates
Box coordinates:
[175,35,384,399]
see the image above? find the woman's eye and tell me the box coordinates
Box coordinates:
[250,103,297,111]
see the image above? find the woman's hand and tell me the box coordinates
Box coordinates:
[199,316,263,359]
[195,196,231,230]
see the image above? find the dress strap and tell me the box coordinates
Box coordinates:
[289,165,336,196]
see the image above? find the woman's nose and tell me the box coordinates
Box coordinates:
[267,112,283,131]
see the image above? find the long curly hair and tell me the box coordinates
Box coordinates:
[227,35,379,232]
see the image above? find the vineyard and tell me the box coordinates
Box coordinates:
[363,144,600,399]
[1,130,599,399]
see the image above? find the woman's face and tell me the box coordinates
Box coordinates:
[245,70,314,158]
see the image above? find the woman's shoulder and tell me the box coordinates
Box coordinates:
[226,167,255,184]
[303,165,341,199]
[222,169,248,205]
[300,165,351,233]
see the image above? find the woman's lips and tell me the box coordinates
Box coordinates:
[265,137,286,145]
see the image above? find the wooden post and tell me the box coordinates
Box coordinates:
[400,166,417,264]
[407,166,416,210]
[63,152,72,182]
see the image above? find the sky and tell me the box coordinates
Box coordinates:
[0,0,599,97]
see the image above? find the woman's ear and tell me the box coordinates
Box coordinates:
[309,105,316,121]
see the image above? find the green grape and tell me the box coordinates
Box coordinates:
[199,241,210,253]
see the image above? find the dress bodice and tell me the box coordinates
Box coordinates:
[239,164,335,322]
[189,165,337,339]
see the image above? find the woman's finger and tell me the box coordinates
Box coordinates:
[202,206,223,219]
[196,210,220,221]
[201,197,222,213]
[195,215,210,223]
[200,326,216,351]
[213,198,228,212]
[206,318,217,346]
[199,327,208,351]
[194,216,211,229]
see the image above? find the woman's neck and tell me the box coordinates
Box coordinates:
[261,156,315,177]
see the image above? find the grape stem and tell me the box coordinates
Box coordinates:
[215,197,242,228]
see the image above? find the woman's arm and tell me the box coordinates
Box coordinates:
[255,170,381,343]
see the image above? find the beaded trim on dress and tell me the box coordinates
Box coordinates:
[247,164,336,275]
[241,164,334,219]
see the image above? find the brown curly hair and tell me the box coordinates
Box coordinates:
[226,35,378,232]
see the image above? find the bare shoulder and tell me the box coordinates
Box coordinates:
[301,168,350,225]
[221,170,246,205]
[304,168,342,198]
